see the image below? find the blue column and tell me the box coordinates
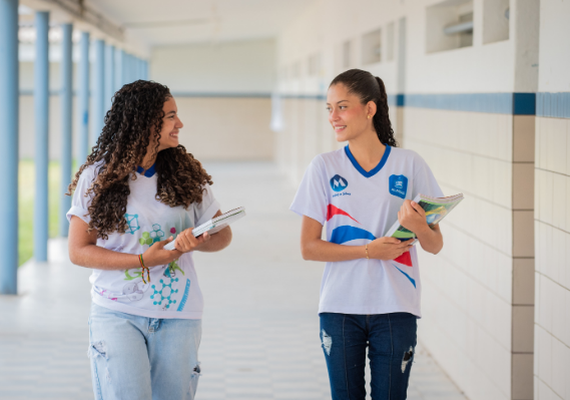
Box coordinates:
[78,31,89,164]
[34,11,49,262]
[105,44,115,112]
[115,47,124,90]
[92,39,105,148]
[124,52,131,84]
[59,23,72,237]
[0,0,19,294]
[134,57,139,80]
[127,53,134,83]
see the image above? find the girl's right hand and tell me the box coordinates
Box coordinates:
[142,237,183,267]
[367,237,413,260]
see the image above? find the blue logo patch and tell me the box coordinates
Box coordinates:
[389,175,408,199]
[330,174,348,192]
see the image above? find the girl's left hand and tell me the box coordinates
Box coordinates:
[172,228,211,253]
[397,200,429,235]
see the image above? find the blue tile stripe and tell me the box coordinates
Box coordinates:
[396,94,405,107]
[171,91,272,98]
[513,93,536,115]
[281,94,326,100]
[537,92,570,118]
[19,89,568,118]
[404,93,516,114]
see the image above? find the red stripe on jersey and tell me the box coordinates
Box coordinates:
[327,204,359,224]
[394,251,413,267]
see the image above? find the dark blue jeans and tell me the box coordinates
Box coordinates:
[319,312,417,400]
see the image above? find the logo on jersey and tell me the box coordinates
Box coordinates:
[389,174,408,199]
[330,174,348,192]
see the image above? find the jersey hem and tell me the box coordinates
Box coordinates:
[318,306,422,318]
[92,293,203,320]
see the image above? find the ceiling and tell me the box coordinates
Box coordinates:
[19,0,312,55]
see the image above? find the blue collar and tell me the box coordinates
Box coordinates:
[136,164,156,177]
[344,144,391,178]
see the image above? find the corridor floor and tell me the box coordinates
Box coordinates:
[0,162,467,400]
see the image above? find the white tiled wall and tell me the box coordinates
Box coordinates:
[405,107,536,400]
[534,116,570,400]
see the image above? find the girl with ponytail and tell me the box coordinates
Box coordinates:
[291,69,444,399]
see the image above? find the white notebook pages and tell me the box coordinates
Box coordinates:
[164,206,246,250]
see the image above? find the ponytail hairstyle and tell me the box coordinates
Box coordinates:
[330,69,397,147]
[67,80,213,240]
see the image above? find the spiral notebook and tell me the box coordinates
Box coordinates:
[164,206,246,250]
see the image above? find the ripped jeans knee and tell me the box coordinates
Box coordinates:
[401,346,414,373]
[321,329,333,356]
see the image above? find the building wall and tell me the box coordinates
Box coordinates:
[150,38,276,161]
[18,38,275,163]
[273,0,566,399]
[534,1,570,399]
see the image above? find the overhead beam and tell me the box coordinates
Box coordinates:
[23,0,124,41]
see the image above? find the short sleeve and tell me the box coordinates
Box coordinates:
[66,165,99,224]
[290,156,328,225]
[411,155,444,199]
[193,184,221,226]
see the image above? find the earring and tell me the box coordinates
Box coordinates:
[367,115,371,119]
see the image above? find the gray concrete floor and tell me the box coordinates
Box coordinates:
[0,162,467,400]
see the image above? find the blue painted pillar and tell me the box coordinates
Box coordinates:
[105,44,115,112]
[122,50,128,85]
[78,32,89,164]
[59,23,72,237]
[34,11,49,262]
[0,0,19,294]
[127,53,134,83]
[143,60,148,80]
[115,47,124,90]
[134,57,139,80]
[92,39,105,148]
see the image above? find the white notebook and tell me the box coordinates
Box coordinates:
[164,206,246,250]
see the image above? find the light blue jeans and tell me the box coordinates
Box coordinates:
[88,303,201,400]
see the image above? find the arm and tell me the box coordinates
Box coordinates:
[300,216,413,262]
[68,216,194,269]
[173,210,232,253]
[397,200,444,254]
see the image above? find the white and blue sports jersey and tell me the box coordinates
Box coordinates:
[290,145,443,317]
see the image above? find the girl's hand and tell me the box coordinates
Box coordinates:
[142,237,183,267]
[367,237,413,260]
[397,200,429,235]
[171,228,212,253]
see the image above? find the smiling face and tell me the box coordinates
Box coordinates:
[156,96,183,152]
[326,83,375,143]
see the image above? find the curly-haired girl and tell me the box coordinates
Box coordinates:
[291,69,444,399]
[67,80,232,400]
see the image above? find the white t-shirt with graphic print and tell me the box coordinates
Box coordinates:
[67,162,220,319]
[290,145,443,318]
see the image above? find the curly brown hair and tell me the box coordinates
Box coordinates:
[67,80,213,239]
[330,69,398,147]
